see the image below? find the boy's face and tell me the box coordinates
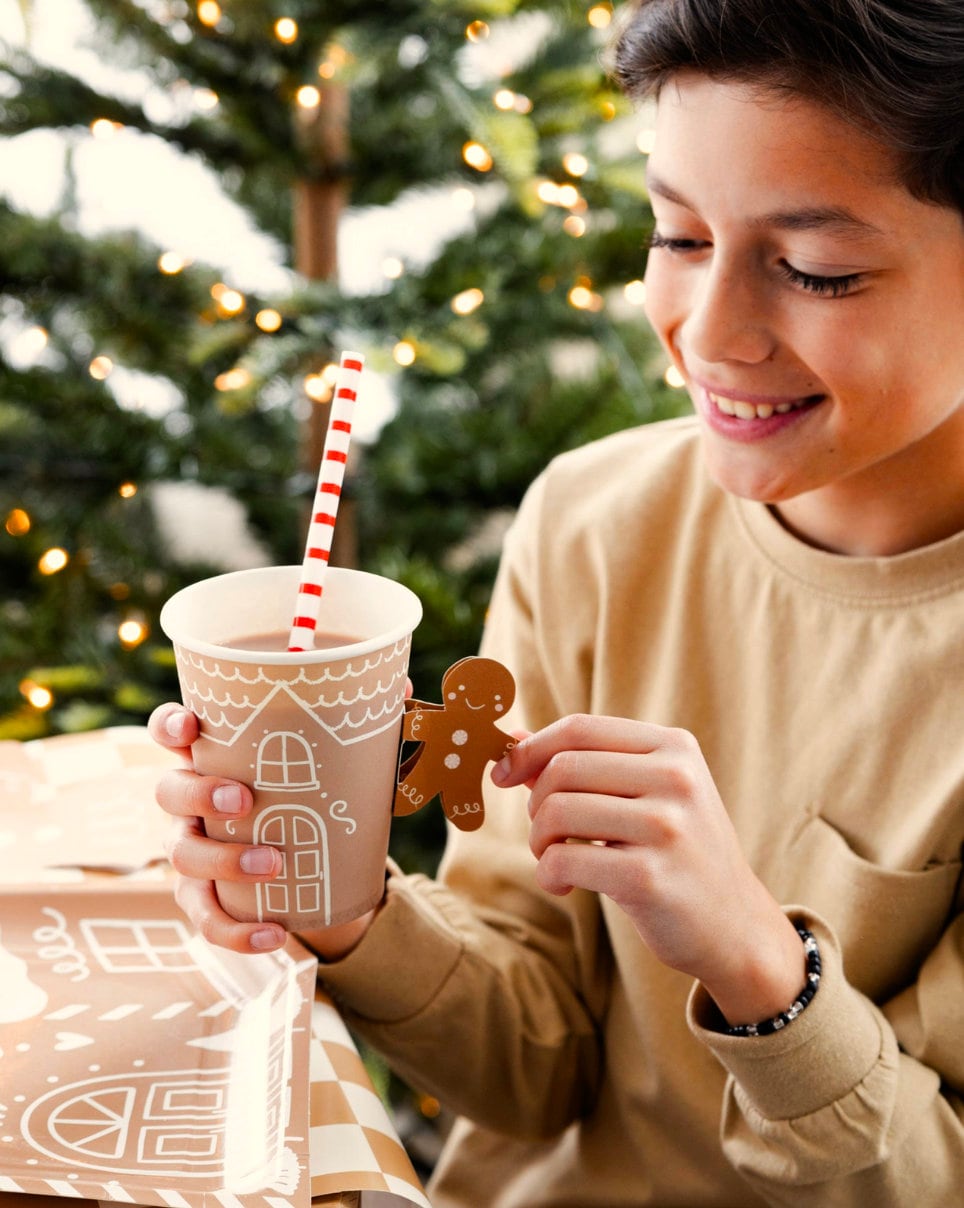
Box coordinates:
[643,73,964,554]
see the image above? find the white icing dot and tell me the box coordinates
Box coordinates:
[46,1075,59,1083]
[444,753,461,770]
[495,704,504,712]
[452,729,468,746]
[447,692,456,700]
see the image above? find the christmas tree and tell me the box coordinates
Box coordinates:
[0,0,687,793]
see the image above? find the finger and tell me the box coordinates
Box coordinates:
[174,875,287,955]
[529,791,675,859]
[536,837,639,900]
[165,816,281,884]
[156,767,253,820]
[148,704,199,762]
[496,715,667,789]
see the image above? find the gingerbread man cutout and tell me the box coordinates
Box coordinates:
[394,656,516,830]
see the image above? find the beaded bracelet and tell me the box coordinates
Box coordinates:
[725,925,822,1038]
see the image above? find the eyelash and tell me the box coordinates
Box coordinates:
[647,231,864,298]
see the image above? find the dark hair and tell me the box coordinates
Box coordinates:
[611,0,964,214]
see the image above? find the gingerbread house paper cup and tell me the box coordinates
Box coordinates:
[160,565,422,930]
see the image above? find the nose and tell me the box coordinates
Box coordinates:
[682,257,776,366]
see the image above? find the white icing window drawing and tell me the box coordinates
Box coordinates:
[48,1087,134,1159]
[255,806,330,922]
[255,731,319,790]
[79,919,196,972]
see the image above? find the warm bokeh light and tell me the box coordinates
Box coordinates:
[664,365,687,388]
[393,341,416,367]
[89,355,113,380]
[465,20,489,41]
[382,256,404,279]
[274,17,298,43]
[194,87,219,111]
[451,287,484,315]
[296,85,321,109]
[118,482,138,499]
[20,680,53,710]
[624,279,647,306]
[5,508,31,537]
[451,187,475,211]
[599,100,617,121]
[493,89,516,111]
[255,307,283,332]
[563,152,589,177]
[38,547,69,575]
[118,618,149,648]
[562,215,586,237]
[304,373,332,402]
[568,285,603,312]
[158,251,189,274]
[197,1,221,27]
[90,118,122,138]
[462,141,493,172]
[216,288,245,316]
[588,4,613,29]
[214,367,251,392]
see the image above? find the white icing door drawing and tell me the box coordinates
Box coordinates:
[255,806,331,923]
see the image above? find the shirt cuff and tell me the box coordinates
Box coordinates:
[687,908,884,1120]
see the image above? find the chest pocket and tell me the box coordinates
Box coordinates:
[775,808,961,1003]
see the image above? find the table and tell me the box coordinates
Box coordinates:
[0,727,431,1208]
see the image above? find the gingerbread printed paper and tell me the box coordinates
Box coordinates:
[394,656,516,830]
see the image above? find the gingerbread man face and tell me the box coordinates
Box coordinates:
[394,657,517,831]
[441,658,515,724]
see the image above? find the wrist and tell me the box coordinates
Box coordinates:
[297,906,379,962]
[703,911,808,1027]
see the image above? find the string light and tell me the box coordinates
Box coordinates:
[563,152,589,177]
[90,118,122,138]
[38,548,69,575]
[296,85,321,109]
[212,285,245,316]
[568,283,604,312]
[255,308,283,332]
[451,288,484,315]
[493,90,515,111]
[304,372,332,402]
[462,142,493,172]
[664,365,686,388]
[214,367,251,392]
[20,680,54,711]
[197,1,221,27]
[599,100,617,121]
[110,582,131,600]
[382,257,404,279]
[393,341,416,367]
[513,94,533,114]
[118,482,138,498]
[118,617,149,648]
[158,251,189,274]
[274,17,298,44]
[15,326,48,358]
[588,4,613,28]
[562,215,586,237]
[89,355,113,380]
[465,20,489,41]
[194,87,219,111]
[624,279,647,306]
[5,508,30,537]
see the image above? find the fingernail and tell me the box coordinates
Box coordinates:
[492,757,511,786]
[250,927,284,951]
[240,848,277,874]
[212,785,243,814]
[164,711,186,741]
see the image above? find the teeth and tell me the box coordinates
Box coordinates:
[708,392,809,420]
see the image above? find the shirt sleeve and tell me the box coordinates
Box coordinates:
[687,899,964,1205]
[316,472,611,1138]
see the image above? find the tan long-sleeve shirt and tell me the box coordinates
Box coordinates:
[319,417,964,1206]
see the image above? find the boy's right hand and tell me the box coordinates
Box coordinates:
[149,703,379,960]
[149,703,288,955]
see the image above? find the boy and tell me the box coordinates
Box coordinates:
[152,2,964,1202]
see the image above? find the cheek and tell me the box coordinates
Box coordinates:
[642,262,683,354]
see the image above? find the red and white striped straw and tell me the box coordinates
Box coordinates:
[287,350,364,651]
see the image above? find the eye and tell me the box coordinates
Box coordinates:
[648,231,709,254]
[779,261,864,297]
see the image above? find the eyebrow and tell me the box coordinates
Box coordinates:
[646,173,885,240]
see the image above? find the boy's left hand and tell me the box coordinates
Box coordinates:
[492,715,806,1026]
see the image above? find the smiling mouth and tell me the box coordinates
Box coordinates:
[706,390,824,420]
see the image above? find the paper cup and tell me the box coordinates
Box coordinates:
[160,565,422,929]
